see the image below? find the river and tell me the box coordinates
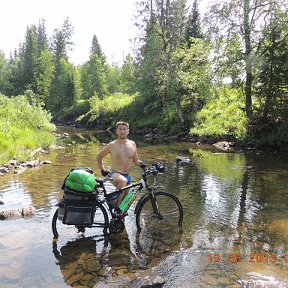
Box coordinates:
[1,126,288,287]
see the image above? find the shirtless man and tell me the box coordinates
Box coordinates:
[96,121,146,206]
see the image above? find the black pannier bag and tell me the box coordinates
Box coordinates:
[58,188,97,225]
[58,199,95,225]
[58,167,98,225]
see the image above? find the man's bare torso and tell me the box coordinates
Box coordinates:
[110,139,136,174]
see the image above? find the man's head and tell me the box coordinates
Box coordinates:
[116,121,129,129]
[116,121,129,139]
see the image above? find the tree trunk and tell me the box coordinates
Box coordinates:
[244,0,253,118]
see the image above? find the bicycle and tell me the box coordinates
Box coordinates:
[52,163,183,240]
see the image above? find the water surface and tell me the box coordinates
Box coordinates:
[1,127,288,287]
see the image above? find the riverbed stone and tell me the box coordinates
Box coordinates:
[132,269,166,287]
[8,160,17,166]
[176,156,194,164]
[66,271,85,286]
[25,160,40,167]
[0,205,36,220]
[22,205,36,217]
[62,269,74,282]
[86,258,102,272]
[0,166,9,175]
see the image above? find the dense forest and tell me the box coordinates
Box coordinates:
[0,0,288,164]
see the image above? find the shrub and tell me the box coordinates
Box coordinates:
[0,94,56,164]
[190,87,248,140]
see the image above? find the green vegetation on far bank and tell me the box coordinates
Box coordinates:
[0,93,56,165]
[1,1,287,152]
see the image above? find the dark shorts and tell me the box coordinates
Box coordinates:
[109,172,132,185]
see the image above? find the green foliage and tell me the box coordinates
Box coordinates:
[81,93,138,128]
[1,4,288,149]
[190,87,248,139]
[0,50,12,94]
[0,94,55,164]
[80,52,107,99]
[60,99,90,123]
[105,63,121,94]
[120,54,138,94]
[160,102,182,134]
[49,58,77,113]
[247,114,288,148]
[34,49,55,106]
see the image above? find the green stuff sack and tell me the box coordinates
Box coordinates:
[64,168,96,193]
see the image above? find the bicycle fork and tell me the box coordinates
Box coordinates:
[149,189,163,220]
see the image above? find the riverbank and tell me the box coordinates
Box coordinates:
[130,126,288,155]
[1,125,286,178]
[0,145,64,177]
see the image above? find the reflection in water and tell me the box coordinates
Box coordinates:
[0,179,32,211]
[1,128,288,287]
[52,238,108,286]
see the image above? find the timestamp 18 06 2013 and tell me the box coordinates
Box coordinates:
[208,253,288,264]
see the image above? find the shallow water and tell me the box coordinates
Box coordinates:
[1,127,288,287]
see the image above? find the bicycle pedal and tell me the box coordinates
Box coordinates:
[112,211,127,219]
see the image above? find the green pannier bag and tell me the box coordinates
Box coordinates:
[63,167,96,193]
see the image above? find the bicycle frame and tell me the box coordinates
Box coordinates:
[97,170,160,216]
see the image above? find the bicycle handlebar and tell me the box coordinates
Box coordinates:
[142,162,165,177]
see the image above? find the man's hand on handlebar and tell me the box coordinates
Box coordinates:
[140,161,147,170]
[101,169,110,177]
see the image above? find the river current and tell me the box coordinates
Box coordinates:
[1,127,288,287]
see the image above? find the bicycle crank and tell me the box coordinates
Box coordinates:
[109,218,125,234]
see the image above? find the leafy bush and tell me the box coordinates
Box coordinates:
[0,94,56,164]
[59,100,90,123]
[190,87,248,139]
[79,93,138,128]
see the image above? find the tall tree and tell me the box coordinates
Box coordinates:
[170,38,211,130]
[37,19,48,54]
[34,49,55,106]
[185,0,203,45]
[22,25,38,91]
[80,35,107,99]
[137,16,164,113]
[136,0,188,112]
[48,58,77,112]
[51,29,67,62]
[0,51,12,94]
[90,35,106,64]
[204,0,287,118]
[105,62,121,94]
[50,17,74,62]
[120,54,137,94]
[255,6,288,121]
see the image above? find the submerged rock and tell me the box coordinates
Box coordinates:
[176,156,194,165]
[0,205,36,220]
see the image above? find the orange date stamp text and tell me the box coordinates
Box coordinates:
[208,253,288,264]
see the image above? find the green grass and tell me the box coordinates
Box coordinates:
[0,94,56,165]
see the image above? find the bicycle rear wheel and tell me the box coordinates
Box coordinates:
[52,202,109,240]
[136,191,183,234]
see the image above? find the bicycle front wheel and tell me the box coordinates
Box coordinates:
[52,202,109,240]
[136,191,183,234]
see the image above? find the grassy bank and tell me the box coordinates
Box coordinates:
[0,94,56,165]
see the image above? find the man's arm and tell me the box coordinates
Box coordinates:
[96,144,111,174]
[133,144,146,169]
